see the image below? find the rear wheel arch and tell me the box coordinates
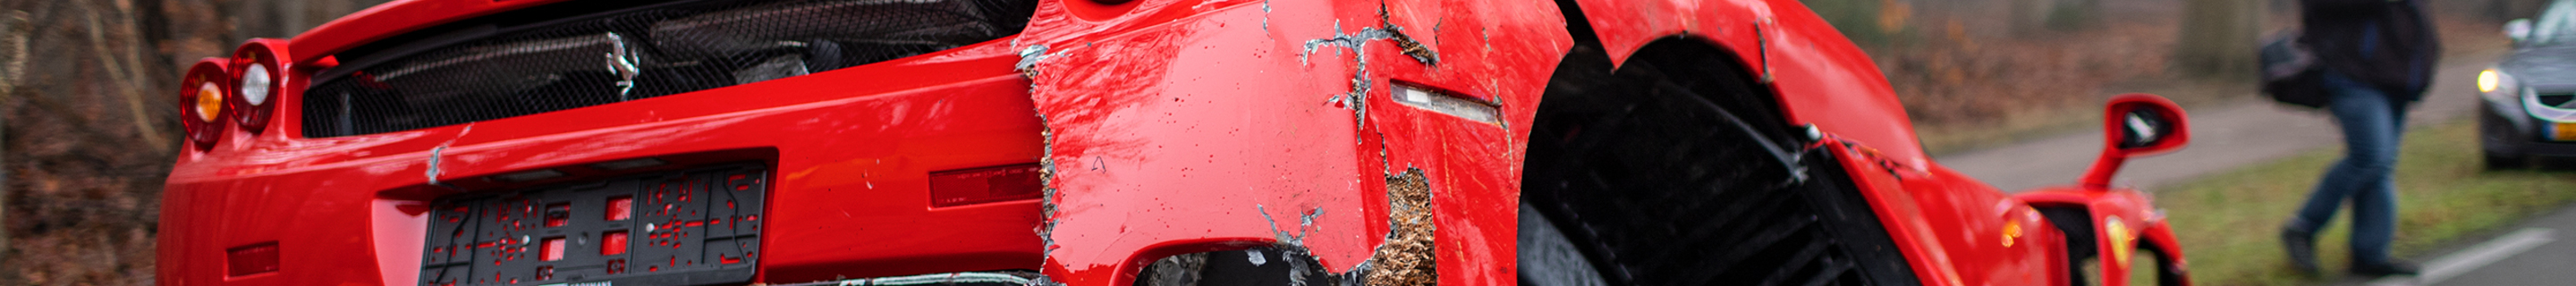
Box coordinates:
[1540,0,1793,139]
[1517,4,1915,283]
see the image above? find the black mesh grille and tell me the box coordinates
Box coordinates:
[2541,93,2575,109]
[1521,42,1915,285]
[301,0,1036,138]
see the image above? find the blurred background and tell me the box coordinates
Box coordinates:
[0,0,2560,285]
[0,0,388,283]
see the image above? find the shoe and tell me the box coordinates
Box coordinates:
[2282,228,2321,276]
[2353,260,2421,277]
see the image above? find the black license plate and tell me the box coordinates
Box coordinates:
[421,164,768,286]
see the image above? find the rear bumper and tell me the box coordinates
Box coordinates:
[158,39,1047,286]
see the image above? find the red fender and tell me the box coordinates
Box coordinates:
[2015,188,2193,286]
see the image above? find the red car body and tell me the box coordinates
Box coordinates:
[157,0,2193,285]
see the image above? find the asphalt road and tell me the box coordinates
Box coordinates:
[2417,204,2576,286]
[1935,51,2497,192]
[2318,202,2576,286]
[1925,50,2576,285]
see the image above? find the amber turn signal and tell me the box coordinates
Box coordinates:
[193,82,224,122]
[180,58,231,150]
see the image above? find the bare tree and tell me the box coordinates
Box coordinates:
[2045,0,2101,31]
[0,10,25,284]
[2010,0,2058,37]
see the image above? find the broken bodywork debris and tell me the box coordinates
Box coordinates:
[1299,12,1442,130]
[1382,27,1436,65]
[1363,169,1436,286]
[424,124,474,189]
[1016,44,1053,79]
[1140,252,1210,286]
[1258,205,1327,246]
[1297,21,1436,66]
[1134,169,1436,285]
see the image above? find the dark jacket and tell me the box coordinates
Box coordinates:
[2302,0,2440,101]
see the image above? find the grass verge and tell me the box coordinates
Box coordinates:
[2155,117,2576,285]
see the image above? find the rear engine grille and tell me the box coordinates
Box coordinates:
[302,0,1035,138]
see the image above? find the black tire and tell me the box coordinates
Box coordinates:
[2480,105,2530,170]
[2486,148,2528,170]
[1516,41,1915,285]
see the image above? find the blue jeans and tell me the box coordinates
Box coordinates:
[2287,72,2411,265]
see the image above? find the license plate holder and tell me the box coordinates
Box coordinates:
[420,164,767,286]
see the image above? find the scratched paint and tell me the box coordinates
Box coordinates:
[1018,0,1559,283]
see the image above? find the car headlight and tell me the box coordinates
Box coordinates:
[2479,69,2501,93]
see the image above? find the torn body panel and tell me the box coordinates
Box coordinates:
[1016,0,1563,284]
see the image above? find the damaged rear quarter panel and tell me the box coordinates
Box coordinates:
[1016,0,1567,284]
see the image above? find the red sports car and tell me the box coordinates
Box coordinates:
[159,0,2196,285]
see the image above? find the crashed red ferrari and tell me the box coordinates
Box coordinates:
[158,0,2196,285]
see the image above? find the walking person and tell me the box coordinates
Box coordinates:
[2281,0,2439,278]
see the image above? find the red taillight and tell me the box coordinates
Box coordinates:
[180,58,230,150]
[228,39,289,134]
[928,164,1044,207]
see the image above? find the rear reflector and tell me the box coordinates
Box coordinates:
[928,164,1044,207]
[1390,83,1502,125]
[226,242,280,277]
